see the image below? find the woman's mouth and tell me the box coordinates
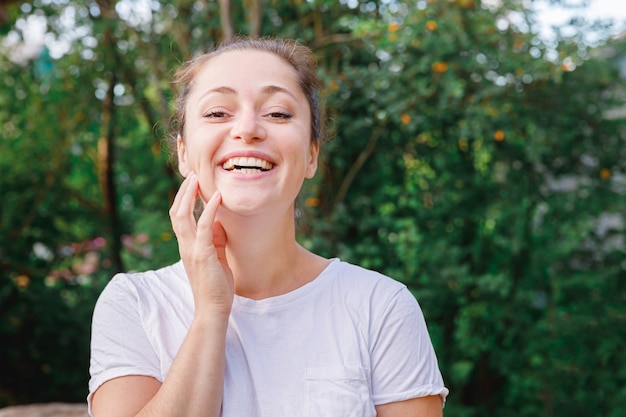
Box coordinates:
[222,157,273,173]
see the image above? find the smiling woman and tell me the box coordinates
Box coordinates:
[174,47,317,217]
[87,37,448,417]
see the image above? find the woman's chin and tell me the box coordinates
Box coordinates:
[219,194,264,216]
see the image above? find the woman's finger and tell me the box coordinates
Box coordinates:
[195,191,221,246]
[170,173,200,244]
[169,173,192,215]
[212,220,228,266]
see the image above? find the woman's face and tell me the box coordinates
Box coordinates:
[178,49,319,217]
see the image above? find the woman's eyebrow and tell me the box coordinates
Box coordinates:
[197,85,297,102]
[197,86,236,102]
[261,85,297,101]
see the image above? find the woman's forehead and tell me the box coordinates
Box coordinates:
[191,50,301,94]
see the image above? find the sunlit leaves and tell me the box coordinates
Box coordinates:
[314,2,626,416]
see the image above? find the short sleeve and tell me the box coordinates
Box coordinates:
[87,274,161,412]
[369,287,448,405]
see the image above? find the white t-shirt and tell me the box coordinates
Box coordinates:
[88,258,448,416]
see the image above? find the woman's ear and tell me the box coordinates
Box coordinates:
[177,135,191,177]
[305,141,320,179]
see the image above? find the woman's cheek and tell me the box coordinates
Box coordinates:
[196,171,217,203]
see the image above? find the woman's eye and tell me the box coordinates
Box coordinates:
[204,111,228,118]
[267,112,292,120]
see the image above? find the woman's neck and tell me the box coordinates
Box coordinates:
[217,207,326,300]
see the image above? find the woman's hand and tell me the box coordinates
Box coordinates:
[94,175,232,417]
[169,172,234,317]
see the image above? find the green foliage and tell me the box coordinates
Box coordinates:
[1,0,625,414]
[0,275,100,405]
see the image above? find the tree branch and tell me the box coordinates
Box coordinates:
[311,33,355,49]
[219,0,234,41]
[95,10,125,273]
[247,0,261,37]
[331,123,386,213]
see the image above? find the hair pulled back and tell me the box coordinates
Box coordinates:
[169,37,325,158]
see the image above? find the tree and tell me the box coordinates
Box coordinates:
[0,0,624,413]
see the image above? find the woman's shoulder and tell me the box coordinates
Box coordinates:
[322,259,424,334]
[98,261,189,304]
[325,259,409,299]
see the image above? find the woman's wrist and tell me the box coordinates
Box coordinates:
[191,307,231,329]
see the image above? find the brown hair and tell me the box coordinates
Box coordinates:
[169,37,325,157]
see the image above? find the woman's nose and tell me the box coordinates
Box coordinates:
[230,109,265,143]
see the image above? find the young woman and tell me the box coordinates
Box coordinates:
[88,37,448,417]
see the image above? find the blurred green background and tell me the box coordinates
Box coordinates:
[1,0,625,415]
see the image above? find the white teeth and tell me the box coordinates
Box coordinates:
[223,157,273,172]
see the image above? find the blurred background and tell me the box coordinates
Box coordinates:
[1,0,625,415]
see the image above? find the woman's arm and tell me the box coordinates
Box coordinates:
[91,173,234,417]
[91,376,161,417]
[91,313,229,417]
[375,395,443,417]
[368,287,448,415]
